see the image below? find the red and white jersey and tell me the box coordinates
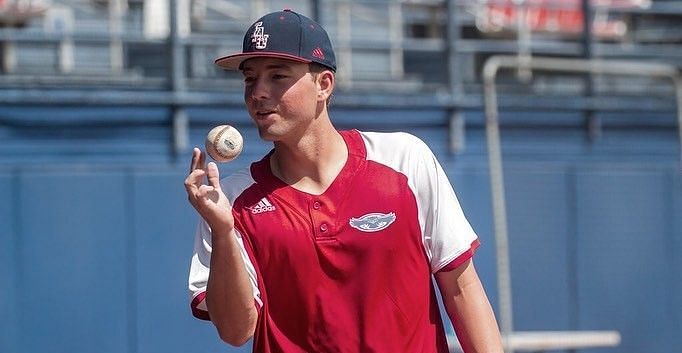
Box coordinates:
[189,130,480,353]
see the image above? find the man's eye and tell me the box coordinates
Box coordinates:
[244,77,255,83]
[273,74,287,79]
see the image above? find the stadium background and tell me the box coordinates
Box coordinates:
[0,0,680,352]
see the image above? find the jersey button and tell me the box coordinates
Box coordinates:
[313,201,321,210]
[320,223,328,232]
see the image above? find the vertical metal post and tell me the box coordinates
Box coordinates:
[109,0,125,74]
[388,2,404,80]
[336,0,353,88]
[447,0,466,154]
[58,38,75,73]
[446,0,462,99]
[311,0,321,22]
[169,0,188,157]
[515,0,532,82]
[580,0,594,64]
[57,9,75,74]
[170,0,185,93]
[2,40,17,73]
[483,63,515,352]
[672,74,682,165]
[251,0,266,19]
[449,111,466,154]
[581,0,600,141]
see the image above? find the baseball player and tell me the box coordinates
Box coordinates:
[185,9,503,353]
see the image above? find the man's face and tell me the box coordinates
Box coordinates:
[241,58,320,142]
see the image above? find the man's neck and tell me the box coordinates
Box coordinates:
[270,127,348,195]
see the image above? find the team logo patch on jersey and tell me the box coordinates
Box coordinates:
[251,21,269,49]
[249,197,276,214]
[349,212,396,232]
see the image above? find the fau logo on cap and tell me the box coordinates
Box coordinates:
[251,21,269,49]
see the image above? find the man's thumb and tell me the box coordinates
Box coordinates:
[206,162,221,189]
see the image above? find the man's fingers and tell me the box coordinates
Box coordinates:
[199,149,206,170]
[197,184,221,204]
[185,155,223,211]
[184,168,206,191]
[189,147,208,173]
[189,147,201,173]
[206,162,221,189]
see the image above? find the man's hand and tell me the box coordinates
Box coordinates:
[185,147,258,345]
[184,147,234,232]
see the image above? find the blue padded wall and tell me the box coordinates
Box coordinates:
[504,167,575,331]
[15,170,129,353]
[0,105,680,353]
[0,173,18,353]
[575,169,678,353]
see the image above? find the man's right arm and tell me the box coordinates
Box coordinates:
[205,225,258,346]
[185,148,257,346]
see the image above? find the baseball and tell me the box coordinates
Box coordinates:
[205,124,244,163]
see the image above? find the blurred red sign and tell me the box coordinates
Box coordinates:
[0,0,50,26]
[476,0,650,39]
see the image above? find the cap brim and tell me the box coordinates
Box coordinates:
[215,52,312,70]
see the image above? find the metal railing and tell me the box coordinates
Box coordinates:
[482,54,681,353]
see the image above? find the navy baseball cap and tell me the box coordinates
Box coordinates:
[215,9,336,72]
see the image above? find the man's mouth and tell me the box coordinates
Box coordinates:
[256,110,276,117]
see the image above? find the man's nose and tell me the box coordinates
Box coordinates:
[248,78,270,100]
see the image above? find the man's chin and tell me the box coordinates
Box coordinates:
[257,128,282,142]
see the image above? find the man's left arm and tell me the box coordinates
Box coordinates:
[435,259,504,353]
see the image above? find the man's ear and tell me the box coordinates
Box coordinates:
[316,70,335,102]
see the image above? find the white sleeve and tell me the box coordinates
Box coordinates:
[411,138,479,273]
[188,170,263,320]
[361,131,479,273]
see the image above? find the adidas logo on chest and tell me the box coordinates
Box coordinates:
[250,197,276,214]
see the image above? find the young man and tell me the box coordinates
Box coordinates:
[186,9,504,353]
